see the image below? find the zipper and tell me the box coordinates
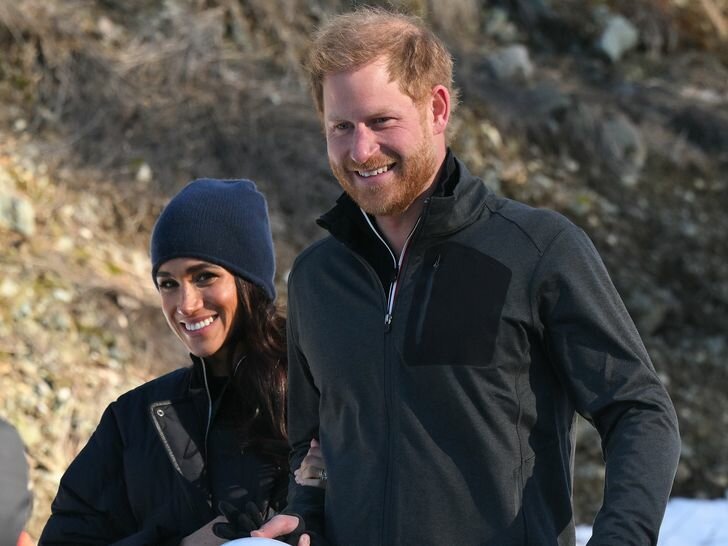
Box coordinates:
[200,355,246,505]
[360,209,423,331]
[413,252,441,345]
[201,358,213,459]
[358,200,431,546]
[200,355,246,458]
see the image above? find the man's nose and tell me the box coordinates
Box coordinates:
[350,125,378,165]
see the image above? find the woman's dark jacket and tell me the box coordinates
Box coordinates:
[39,357,287,545]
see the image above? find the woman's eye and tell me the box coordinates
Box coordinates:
[158,279,177,290]
[195,272,216,284]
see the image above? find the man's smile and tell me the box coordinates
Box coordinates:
[355,163,395,178]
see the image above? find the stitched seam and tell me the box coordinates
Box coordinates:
[149,401,183,476]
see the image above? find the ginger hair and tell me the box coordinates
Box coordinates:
[305,7,459,118]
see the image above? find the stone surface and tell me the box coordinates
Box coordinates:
[0,192,35,236]
[596,14,640,62]
[485,44,534,81]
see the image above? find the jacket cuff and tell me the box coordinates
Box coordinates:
[284,486,326,536]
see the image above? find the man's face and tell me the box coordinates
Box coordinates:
[322,58,439,217]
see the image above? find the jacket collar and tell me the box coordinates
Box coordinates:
[188,354,208,392]
[419,157,496,239]
[318,152,496,245]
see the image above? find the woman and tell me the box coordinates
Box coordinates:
[40,179,312,545]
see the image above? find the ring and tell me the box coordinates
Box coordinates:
[319,468,327,481]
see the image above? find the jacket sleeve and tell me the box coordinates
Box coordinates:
[283,280,326,536]
[0,418,32,543]
[533,225,680,546]
[39,403,181,546]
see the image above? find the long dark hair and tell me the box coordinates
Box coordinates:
[229,277,287,459]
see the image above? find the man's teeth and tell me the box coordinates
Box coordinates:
[358,165,391,177]
[185,317,215,331]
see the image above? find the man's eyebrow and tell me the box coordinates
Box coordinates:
[326,110,394,123]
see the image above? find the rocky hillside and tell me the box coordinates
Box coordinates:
[1,0,727,539]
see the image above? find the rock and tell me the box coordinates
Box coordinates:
[97,15,123,43]
[597,114,646,187]
[596,14,639,62]
[484,45,534,81]
[484,8,518,43]
[673,106,728,153]
[0,278,20,298]
[563,103,646,185]
[480,121,503,149]
[52,288,73,303]
[0,192,36,236]
[136,163,153,184]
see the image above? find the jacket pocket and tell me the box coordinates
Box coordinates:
[404,242,511,366]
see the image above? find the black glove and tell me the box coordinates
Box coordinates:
[278,518,331,546]
[276,516,306,545]
[213,502,331,546]
[212,500,264,539]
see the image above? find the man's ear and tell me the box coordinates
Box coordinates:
[430,85,450,136]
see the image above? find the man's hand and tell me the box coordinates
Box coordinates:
[251,514,310,546]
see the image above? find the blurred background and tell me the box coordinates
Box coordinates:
[0,0,726,540]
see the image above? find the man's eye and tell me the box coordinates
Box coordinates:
[333,122,351,131]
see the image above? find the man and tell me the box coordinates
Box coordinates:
[256,7,680,546]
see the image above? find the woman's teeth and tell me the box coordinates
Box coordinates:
[184,317,215,331]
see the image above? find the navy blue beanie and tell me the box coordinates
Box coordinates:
[150,178,276,300]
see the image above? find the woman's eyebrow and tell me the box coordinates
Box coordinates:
[157,263,222,277]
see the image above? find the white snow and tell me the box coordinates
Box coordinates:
[576,498,728,546]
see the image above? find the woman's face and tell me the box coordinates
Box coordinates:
[156,258,240,368]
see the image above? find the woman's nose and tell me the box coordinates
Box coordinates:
[176,283,202,315]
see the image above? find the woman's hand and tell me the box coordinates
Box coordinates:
[294,438,327,488]
[251,514,310,546]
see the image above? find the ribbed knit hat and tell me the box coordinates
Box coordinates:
[150,178,276,300]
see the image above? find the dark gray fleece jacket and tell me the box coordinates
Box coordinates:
[285,156,680,546]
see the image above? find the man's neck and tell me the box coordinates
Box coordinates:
[374,191,430,258]
[374,154,449,257]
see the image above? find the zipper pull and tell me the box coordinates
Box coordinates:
[433,254,441,269]
[384,312,393,331]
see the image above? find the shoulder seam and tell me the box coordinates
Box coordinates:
[288,236,338,281]
[527,223,581,331]
[489,206,572,256]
